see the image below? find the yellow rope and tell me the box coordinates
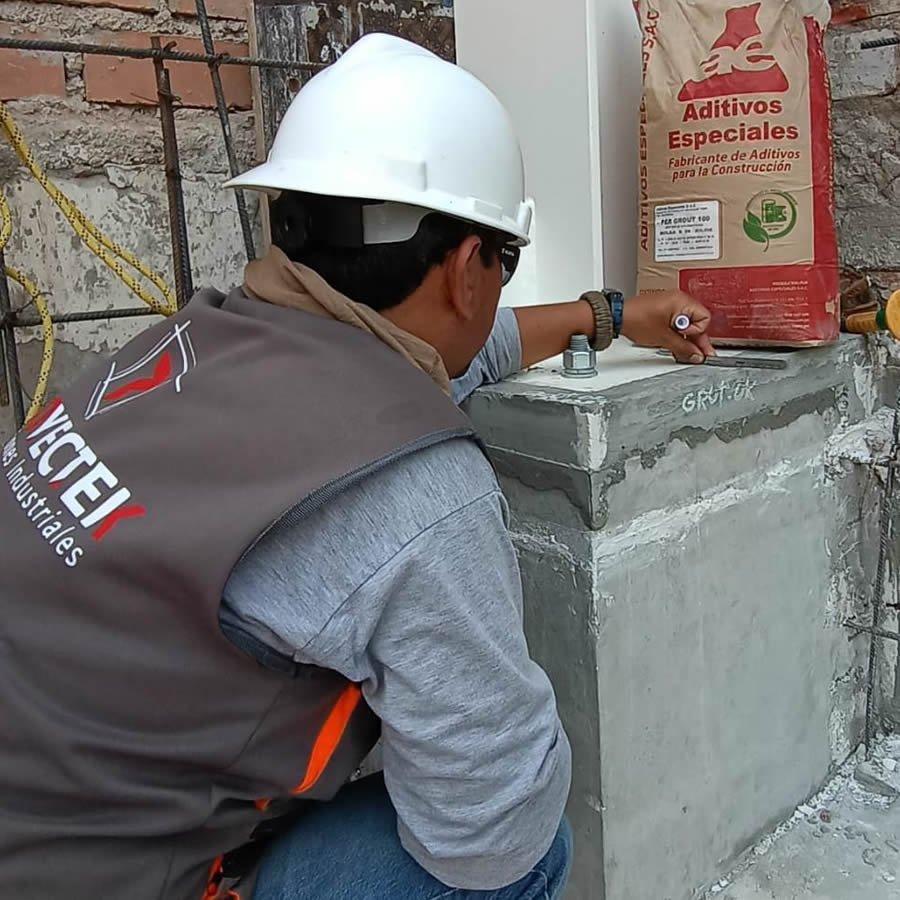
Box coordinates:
[0,179,9,249]
[6,262,53,423]
[0,99,177,421]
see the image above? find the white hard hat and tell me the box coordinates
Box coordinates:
[225,33,533,246]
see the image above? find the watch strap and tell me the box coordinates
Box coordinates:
[604,290,626,339]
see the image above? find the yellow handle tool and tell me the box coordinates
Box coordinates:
[845,290,900,339]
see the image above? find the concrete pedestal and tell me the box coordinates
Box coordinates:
[465,337,898,900]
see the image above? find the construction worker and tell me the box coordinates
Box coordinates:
[0,34,713,900]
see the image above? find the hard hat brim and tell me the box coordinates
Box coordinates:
[225,161,532,246]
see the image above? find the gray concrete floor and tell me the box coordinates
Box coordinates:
[707,736,900,899]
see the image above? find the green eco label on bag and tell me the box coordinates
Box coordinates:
[743,191,798,251]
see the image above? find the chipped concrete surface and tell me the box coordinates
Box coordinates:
[0,102,257,176]
[707,737,900,899]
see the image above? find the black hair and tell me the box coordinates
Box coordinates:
[269,191,502,312]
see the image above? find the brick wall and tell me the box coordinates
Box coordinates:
[1,0,252,105]
[827,1,900,303]
[0,0,260,436]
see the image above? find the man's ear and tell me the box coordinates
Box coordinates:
[444,235,485,323]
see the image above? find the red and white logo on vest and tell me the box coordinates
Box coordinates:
[1,323,195,568]
[678,3,789,101]
[85,321,196,420]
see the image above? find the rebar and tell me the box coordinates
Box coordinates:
[152,39,194,308]
[846,621,900,644]
[195,0,255,261]
[862,36,900,50]
[0,336,7,409]
[0,257,25,427]
[862,383,900,756]
[0,36,321,70]
[1,308,157,329]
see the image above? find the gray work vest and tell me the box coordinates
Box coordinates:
[0,287,476,900]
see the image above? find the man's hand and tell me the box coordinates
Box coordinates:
[511,291,715,370]
[621,291,715,364]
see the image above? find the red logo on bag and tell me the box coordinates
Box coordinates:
[678,3,789,101]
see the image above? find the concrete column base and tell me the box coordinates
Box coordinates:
[466,337,900,900]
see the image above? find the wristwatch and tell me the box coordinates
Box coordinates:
[580,291,625,352]
[603,290,626,339]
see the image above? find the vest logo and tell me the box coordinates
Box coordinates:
[678,3,789,102]
[2,323,197,567]
[85,322,196,420]
[1,440,15,470]
[3,398,147,568]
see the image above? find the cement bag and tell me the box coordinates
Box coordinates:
[635,0,839,347]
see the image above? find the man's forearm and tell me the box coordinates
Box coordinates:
[513,301,595,369]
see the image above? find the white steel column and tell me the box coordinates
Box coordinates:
[455,0,642,306]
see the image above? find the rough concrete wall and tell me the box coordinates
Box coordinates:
[828,0,900,299]
[0,0,259,438]
[253,0,455,152]
[257,0,455,65]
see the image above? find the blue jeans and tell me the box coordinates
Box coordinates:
[252,774,573,900]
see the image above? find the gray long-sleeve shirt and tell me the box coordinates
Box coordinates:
[221,308,571,891]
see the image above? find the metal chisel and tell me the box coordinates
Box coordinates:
[667,315,788,369]
[656,350,788,370]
